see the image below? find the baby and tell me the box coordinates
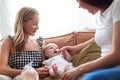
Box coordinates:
[42,43,74,78]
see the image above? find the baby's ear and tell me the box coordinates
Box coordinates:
[42,51,48,61]
[44,52,49,60]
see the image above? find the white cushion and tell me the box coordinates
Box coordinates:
[0,75,12,80]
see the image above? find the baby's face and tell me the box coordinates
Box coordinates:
[45,44,60,58]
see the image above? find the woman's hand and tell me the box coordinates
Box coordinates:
[60,46,78,57]
[62,66,81,80]
[36,66,49,79]
[62,50,72,62]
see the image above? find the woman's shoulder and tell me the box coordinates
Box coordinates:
[0,35,13,47]
[36,36,43,43]
[35,36,44,47]
[37,36,43,40]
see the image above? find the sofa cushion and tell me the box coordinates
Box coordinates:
[75,31,95,44]
[44,32,76,48]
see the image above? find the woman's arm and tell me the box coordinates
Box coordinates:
[62,21,120,80]
[61,37,94,57]
[0,37,21,77]
[62,50,72,62]
[79,21,120,73]
[74,37,94,55]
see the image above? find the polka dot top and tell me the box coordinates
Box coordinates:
[8,36,43,69]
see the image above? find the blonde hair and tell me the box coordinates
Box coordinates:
[12,7,39,53]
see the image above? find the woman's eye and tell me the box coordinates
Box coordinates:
[32,24,36,26]
[32,23,37,26]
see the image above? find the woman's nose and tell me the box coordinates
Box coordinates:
[79,5,81,8]
[36,25,39,30]
[76,0,81,8]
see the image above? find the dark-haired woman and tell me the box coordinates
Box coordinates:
[62,0,120,80]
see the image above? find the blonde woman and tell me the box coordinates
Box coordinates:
[0,7,49,80]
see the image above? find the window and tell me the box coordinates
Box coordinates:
[9,0,96,38]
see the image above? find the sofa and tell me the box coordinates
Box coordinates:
[0,30,101,80]
[44,31,96,48]
[44,30,101,80]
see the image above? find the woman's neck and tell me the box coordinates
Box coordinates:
[24,34,31,42]
[99,8,106,13]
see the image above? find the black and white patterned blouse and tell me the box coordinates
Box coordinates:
[8,36,43,69]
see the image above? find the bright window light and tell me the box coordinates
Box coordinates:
[10,0,97,38]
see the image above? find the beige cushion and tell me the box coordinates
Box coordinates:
[44,32,76,48]
[76,31,95,44]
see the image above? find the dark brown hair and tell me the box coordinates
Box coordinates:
[82,0,113,9]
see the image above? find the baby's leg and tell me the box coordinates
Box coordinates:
[49,68,56,77]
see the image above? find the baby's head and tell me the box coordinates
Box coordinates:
[43,43,60,59]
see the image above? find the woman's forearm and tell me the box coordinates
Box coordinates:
[77,52,120,75]
[0,66,21,78]
[75,37,95,53]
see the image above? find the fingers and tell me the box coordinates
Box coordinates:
[62,73,69,80]
[44,65,49,69]
[62,73,73,80]
[60,47,66,51]
[52,64,61,77]
[36,67,49,75]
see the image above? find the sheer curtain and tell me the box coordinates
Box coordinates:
[0,0,97,39]
[0,0,12,39]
